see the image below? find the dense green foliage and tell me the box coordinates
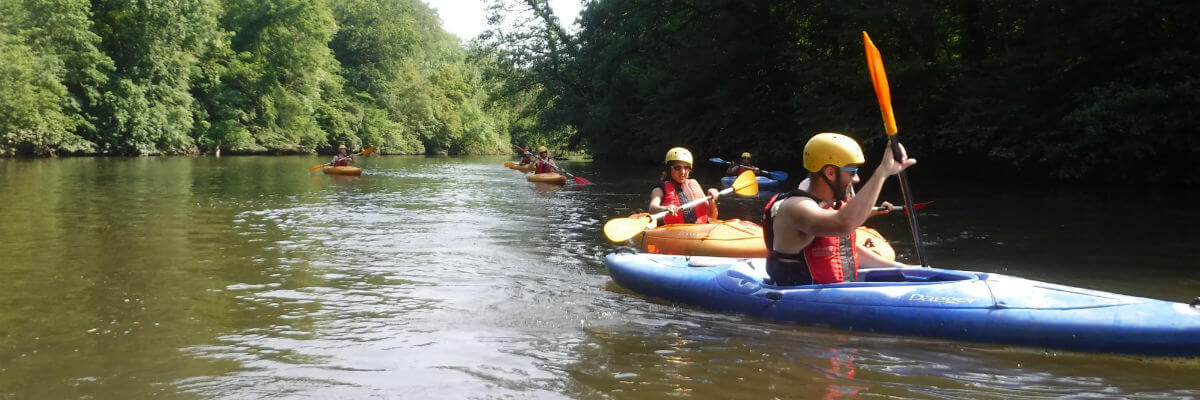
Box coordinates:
[494,0,1200,183]
[0,0,528,156]
[6,0,1197,183]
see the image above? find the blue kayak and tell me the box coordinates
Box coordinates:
[604,253,1200,357]
[721,175,781,191]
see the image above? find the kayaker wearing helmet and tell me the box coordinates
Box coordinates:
[762,133,918,286]
[531,146,559,174]
[725,152,763,176]
[331,145,355,166]
[644,147,721,226]
[518,148,533,166]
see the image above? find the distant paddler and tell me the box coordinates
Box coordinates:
[308,145,374,174]
[725,152,763,176]
[517,147,533,166]
[709,152,788,188]
[331,144,356,166]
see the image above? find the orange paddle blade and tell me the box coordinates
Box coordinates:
[863,31,898,136]
[360,146,376,155]
[308,164,326,172]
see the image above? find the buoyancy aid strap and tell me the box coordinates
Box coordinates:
[762,189,816,253]
[762,189,858,285]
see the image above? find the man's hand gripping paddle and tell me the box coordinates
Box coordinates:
[864,31,928,267]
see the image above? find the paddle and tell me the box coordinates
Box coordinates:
[864,31,928,268]
[871,201,933,215]
[513,144,590,185]
[602,170,759,242]
[707,157,789,181]
[308,147,376,172]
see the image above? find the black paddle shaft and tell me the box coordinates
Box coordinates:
[890,138,929,268]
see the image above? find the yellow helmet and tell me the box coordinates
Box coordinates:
[803,132,865,172]
[537,146,548,153]
[664,147,694,165]
[338,144,346,149]
[740,152,751,159]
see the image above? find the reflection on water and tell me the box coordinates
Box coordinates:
[1,155,1198,399]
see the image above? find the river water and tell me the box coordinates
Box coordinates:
[1,155,1198,399]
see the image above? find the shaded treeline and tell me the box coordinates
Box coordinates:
[494,0,1200,183]
[0,0,537,156]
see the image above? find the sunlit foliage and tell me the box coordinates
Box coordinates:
[0,0,526,156]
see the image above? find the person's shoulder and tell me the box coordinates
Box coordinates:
[778,194,819,213]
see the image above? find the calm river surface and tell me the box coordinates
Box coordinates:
[2,155,1199,399]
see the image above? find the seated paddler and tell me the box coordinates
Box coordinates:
[725,151,763,176]
[763,133,918,286]
[530,146,559,174]
[330,144,355,166]
[643,147,721,227]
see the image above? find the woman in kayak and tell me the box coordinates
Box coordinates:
[643,147,721,226]
[530,146,559,174]
[762,133,918,286]
[331,145,355,166]
[725,152,763,176]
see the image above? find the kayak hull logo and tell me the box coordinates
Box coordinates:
[909,293,977,305]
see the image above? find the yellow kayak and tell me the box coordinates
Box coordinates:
[322,166,363,176]
[525,172,567,184]
[635,219,895,260]
[504,162,533,172]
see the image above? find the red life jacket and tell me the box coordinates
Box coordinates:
[734,164,756,175]
[661,180,709,225]
[762,190,858,285]
[332,156,348,166]
[534,159,553,174]
[519,157,532,165]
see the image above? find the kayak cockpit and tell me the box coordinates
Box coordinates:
[857,267,979,283]
[712,257,980,287]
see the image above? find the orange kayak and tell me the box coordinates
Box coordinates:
[636,219,895,260]
[637,219,765,258]
[504,162,533,172]
[525,172,567,184]
[854,226,895,261]
[322,166,362,176]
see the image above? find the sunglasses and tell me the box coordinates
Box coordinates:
[839,166,859,175]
